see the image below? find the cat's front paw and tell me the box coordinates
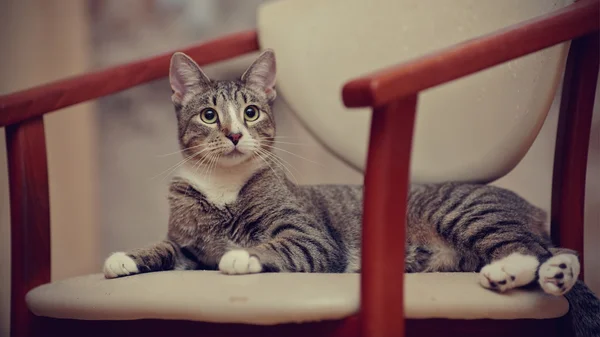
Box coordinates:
[538,254,580,296]
[104,252,140,279]
[219,250,262,275]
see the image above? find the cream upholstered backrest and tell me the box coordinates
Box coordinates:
[257,0,572,184]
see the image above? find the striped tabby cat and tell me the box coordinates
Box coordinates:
[104,50,599,335]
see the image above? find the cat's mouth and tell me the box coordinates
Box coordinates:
[216,146,253,167]
[224,148,245,157]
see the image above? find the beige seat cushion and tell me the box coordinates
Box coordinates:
[27,271,568,324]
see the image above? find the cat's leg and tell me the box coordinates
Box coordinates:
[476,243,581,295]
[477,242,581,295]
[104,239,193,278]
[537,248,580,296]
[428,184,581,295]
[219,224,342,274]
[405,245,433,273]
[479,251,581,295]
[219,236,338,274]
[471,229,554,293]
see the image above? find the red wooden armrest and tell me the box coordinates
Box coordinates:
[342,0,599,108]
[0,30,259,127]
[348,1,599,336]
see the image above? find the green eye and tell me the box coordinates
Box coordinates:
[244,105,260,122]
[200,108,218,124]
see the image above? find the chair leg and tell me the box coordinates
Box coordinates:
[361,96,418,337]
[551,32,600,280]
[6,117,52,337]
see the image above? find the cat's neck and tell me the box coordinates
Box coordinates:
[176,160,265,207]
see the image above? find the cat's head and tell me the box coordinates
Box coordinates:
[169,50,277,169]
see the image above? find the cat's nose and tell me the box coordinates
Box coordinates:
[226,133,243,145]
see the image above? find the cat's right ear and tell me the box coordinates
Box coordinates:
[169,52,211,106]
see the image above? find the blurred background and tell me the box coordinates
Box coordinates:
[0,1,598,335]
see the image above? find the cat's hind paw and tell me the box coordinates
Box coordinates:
[219,250,262,275]
[104,252,139,279]
[478,253,539,292]
[538,253,580,296]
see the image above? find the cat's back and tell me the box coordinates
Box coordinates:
[407,182,548,234]
[408,182,544,213]
[296,184,362,217]
[295,184,363,232]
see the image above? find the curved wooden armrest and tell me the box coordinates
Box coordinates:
[342,0,599,108]
[0,30,259,127]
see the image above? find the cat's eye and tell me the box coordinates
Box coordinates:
[244,105,260,122]
[200,108,218,124]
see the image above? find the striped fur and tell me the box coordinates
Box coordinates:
[102,50,600,336]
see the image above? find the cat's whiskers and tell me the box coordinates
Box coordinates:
[151,146,215,181]
[205,154,216,184]
[260,140,313,147]
[164,145,225,180]
[256,148,299,184]
[259,143,324,167]
[192,145,229,178]
[270,136,309,140]
[249,139,303,182]
[257,137,313,147]
[155,143,205,158]
[193,151,215,176]
[186,152,213,199]
[259,149,303,176]
[252,149,279,180]
[184,150,221,199]
[208,153,222,184]
[151,157,190,181]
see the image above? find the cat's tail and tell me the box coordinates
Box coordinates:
[565,280,600,337]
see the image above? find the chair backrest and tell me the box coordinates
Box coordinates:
[258,0,574,184]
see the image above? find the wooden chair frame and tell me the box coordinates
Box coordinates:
[1,1,598,336]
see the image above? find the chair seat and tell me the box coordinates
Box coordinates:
[26,271,569,325]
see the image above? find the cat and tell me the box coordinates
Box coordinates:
[103,50,600,336]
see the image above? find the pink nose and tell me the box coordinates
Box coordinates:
[226,133,242,145]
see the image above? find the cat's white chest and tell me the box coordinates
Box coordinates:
[175,165,252,207]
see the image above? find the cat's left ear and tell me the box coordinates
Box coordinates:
[169,52,211,106]
[242,49,276,102]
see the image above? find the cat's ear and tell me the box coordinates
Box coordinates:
[169,52,211,105]
[242,49,276,102]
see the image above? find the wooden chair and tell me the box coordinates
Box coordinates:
[1,0,598,336]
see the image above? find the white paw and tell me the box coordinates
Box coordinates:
[538,254,580,296]
[219,250,262,275]
[103,252,139,279]
[479,253,539,292]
